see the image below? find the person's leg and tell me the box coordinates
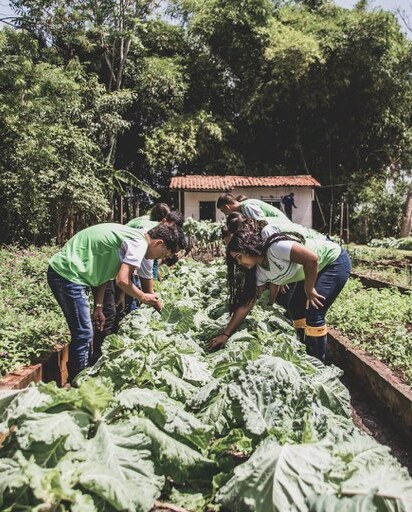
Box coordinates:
[91,280,116,364]
[47,266,93,381]
[275,282,296,320]
[288,282,308,346]
[305,250,352,362]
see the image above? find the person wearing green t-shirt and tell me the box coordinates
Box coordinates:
[47,222,185,381]
[208,227,351,362]
[217,193,288,221]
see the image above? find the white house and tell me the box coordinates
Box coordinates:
[170,175,321,227]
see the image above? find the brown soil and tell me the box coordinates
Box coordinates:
[342,374,412,476]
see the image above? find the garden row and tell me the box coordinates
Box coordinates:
[2,240,411,390]
[1,259,412,511]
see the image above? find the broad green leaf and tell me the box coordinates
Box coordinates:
[117,387,213,450]
[16,412,87,467]
[131,416,217,483]
[216,438,333,512]
[0,457,28,506]
[79,422,163,511]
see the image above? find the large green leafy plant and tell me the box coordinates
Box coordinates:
[1,259,412,511]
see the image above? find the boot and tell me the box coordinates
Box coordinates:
[305,335,327,362]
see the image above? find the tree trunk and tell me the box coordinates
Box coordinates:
[400,184,412,237]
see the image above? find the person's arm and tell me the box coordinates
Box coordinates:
[116,263,162,311]
[289,243,324,309]
[93,282,107,331]
[140,277,154,294]
[268,283,280,305]
[208,300,256,350]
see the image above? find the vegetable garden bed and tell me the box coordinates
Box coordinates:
[347,244,412,289]
[328,278,412,386]
[1,259,412,512]
[327,327,412,440]
[0,245,70,378]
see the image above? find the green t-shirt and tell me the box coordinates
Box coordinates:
[256,237,341,286]
[262,218,325,241]
[240,199,288,221]
[49,223,147,287]
[126,217,158,230]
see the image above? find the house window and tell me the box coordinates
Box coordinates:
[260,196,282,210]
[199,201,216,221]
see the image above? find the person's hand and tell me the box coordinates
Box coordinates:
[142,293,163,312]
[208,334,229,351]
[304,288,325,310]
[93,308,106,332]
[279,284,289,294]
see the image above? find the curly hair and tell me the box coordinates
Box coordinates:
[226,229,305,313]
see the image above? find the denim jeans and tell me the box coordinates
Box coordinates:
[47,266,93,380]
[289,249,352,328]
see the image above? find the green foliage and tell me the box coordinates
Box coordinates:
[0,29,134,243]
[350,173,408,242]
[368,237,412,251]
[0,245,69,377]
[2,259,412,510]
[329,279,412,384]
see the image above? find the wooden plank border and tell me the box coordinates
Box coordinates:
[327,327,412,441]
[351,272,411,294]
[0,344,69,390]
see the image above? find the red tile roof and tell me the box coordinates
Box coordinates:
[170,175,321,190]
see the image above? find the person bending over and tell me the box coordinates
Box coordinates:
[48,222,184,381]
[209,228,351,362]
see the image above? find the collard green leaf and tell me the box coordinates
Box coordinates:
[131,416,217,483]
[117,387,213,450]
[79,422,163,511]
[16,412,87,467]
[216,438,333,512]
[311,365,351,418]
[0,457,28,507]
[179,354,212,384]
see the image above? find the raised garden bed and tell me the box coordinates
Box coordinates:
[327,327,412,441]
[0,343,68,390]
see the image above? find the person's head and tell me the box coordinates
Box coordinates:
[290,193,294,197]
[164,210,184,228]
[150,203,170,222]
[217,193,241,215]
[225,230,305,313]
[226,212,268,236]
[227,230,265,270]
[146,224,186,259]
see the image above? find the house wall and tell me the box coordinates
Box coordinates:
[183,187,314,226]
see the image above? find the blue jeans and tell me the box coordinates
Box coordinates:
[289,249,352,327]
[47,266,93,380]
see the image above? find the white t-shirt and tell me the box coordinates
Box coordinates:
[119,239,153,279]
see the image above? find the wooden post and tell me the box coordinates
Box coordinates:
[119,196,124,224]
[340,200,344,242]
[346,200,350,243]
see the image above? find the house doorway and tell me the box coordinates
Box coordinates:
[199,201,216,221]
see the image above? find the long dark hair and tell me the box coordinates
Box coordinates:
[226,230,305,313]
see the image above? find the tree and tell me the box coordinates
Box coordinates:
[0,29,131,243]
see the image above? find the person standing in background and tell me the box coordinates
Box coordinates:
[281,193,297,220]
